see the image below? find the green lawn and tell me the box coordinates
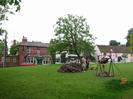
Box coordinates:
[0,63,133,99]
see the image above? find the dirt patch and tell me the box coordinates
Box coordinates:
[58,63,84,73]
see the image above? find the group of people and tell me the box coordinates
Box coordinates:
[81,56,90,71]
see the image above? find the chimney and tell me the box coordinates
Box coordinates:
[22,36,27,43]
[13,40,16,45]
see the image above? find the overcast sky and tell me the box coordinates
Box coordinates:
[3,0,133,46]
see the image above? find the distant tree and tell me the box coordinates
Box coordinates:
[0,0,21,35]
[48,39,67,64]
[9,40,19,55]
[126,28,133,52]
[54,14,95,64]
[48,39,57,64]
[0,40,4,57]
[109,40,120,46]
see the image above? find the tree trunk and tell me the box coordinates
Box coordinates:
[75,50,82,65]
[51,54,56,64]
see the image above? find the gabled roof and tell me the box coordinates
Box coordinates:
[97,45,132,53]
[20,42,49,48]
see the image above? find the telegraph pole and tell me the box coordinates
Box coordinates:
[3,32,7,68]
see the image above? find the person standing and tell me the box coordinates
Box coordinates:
[110,49,116,63]
[86,56,90,70]
[81,56,86,70]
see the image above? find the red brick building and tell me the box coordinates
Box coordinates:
[18,36,51,65]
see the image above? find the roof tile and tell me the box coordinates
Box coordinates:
[97,45,132,53]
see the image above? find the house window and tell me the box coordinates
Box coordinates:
[27,48,31,54]
[13,57,17,63]
[30,57,34,63]
[6,58,10,63]
[43,57,49,64]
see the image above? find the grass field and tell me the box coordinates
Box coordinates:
[0,63,133,99]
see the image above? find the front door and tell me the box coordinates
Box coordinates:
[35,56,43,65]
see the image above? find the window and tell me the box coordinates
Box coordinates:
[43,57,49,64]
[13,57,17,63]
[6,58,10,63]
[27,48,31,54]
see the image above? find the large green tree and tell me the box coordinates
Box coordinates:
[109,40,120,46]
[53,14,95,64]
[9,40,19,55]
[0,0,21,35]
[126,28,133,53]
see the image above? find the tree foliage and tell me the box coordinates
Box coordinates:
[9,40,19,55]
[53,14,95,63]
[109,40,120,46]
[48,39,58,64]
[48,39,68,64]
[126,28,133,52]
[0,39,4,57]
[0,0,21,35]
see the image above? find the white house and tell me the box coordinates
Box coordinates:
[95,45,133,62]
